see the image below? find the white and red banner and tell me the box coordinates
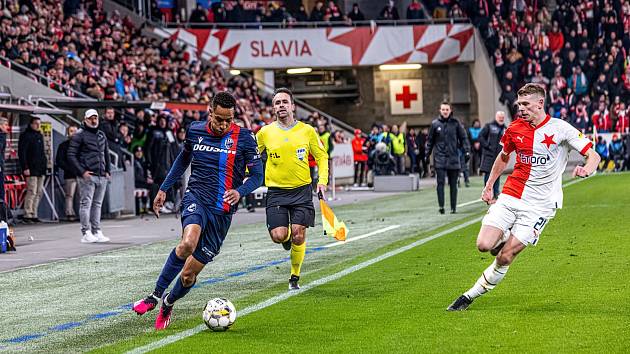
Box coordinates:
[331,143,354,178]
[389,80,423,115]
[156,24,474,69]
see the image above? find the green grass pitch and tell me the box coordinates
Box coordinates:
[91,173,630,353]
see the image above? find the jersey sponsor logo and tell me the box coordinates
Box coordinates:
[516,135,524,143]
[187,203,197,212]
[518,152,550,165]
[193,144,237,154]
[224,137,234,149]
[296,147,306,160]
[269,152,281,159]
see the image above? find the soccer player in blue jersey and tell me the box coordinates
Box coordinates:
[132,92,263,330]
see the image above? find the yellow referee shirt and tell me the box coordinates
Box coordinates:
[256,121,329,189]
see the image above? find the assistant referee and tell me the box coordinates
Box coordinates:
[256,87,329,290]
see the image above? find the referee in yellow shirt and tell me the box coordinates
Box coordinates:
[256,88,329,290]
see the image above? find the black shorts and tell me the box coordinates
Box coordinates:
[265,184,315,230]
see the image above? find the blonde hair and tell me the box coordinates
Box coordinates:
[517,83,546,98]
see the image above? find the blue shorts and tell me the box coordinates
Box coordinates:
[181,192,232,264]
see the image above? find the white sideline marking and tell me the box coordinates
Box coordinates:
[457,198,482,207]
[323,225,401,248]
[125,216,483,354]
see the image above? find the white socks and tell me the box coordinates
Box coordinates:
[463,259,509,300]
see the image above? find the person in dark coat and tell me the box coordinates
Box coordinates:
[415,127,428,177]
[68,109,111,243]
[18,116,47,223]
[133,146,152,215]
[55,124,80,221]
[426,102,470,214]
[478,111,506,199]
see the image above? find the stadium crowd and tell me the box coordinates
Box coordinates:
[0,0,629,223]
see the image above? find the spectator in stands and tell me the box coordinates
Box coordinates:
[18,117,47,224]
[130,123,147,153]
[347,3,365,22]
[406,0,428,20]
[379,124,393,151]
[0,117,9,223]
[378,0,400,20]
[309,1,326,22]
[609,134,625,171]
[572,101,590,133]
[426,102,470,214]
[467,119,482,176]
[500,84,517,114]
[373,142,396,176]
[432,0,448,19]
[415,127,428,178]
[146,116,179,211]
[189,5,208,23]
[615,103,628,134]
[406,128,419,174]
[68,109,110,243]
[55,124,79,221]
[133,146,152,215]
[390,124,406,174]
[593,102,612,133]
[352,129,367,186]
[567,65,588,97]
[479,111,506,200]
[294,4,309,22]
[325,1,344,23]
[595,136,609,171]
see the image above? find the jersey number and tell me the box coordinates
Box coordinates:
[533,217,547,231]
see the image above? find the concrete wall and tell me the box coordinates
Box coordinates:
[0,65,65,99]
[303,65,479,131]
[470,28,510,124]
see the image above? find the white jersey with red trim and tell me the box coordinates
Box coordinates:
[500,115,593,209]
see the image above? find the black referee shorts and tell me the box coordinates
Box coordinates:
[265,184,315,230]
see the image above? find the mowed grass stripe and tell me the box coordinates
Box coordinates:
[154,174,630,353]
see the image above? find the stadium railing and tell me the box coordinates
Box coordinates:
[152,17,471,30]
[0,56,92,100]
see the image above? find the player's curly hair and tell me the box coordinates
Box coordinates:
[212,91,237,110]
[273,87,294,103]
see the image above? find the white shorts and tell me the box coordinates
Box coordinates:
[481,194,556,246]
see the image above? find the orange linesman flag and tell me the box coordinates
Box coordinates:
[318,192,348,241]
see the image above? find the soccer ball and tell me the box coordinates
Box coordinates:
[202,298,236,331]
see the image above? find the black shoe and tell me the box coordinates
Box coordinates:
[32,218,41,223]
[439,208,445,214]
[22,218,33,224]
[465,181,470,188]
[288,275,300,290]
[282,235,292,251]
[490,241,506,256]
[451,209,457,214]
[246,206,255,213]
[447,295,472,311]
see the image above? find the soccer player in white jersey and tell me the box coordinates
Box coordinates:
[447,83,601,311]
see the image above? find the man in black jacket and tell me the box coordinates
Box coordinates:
[478,111,506,200]
[68,109,111,243]
[18,117,47,223]
[55,124,79,221]
[426,102,470,214]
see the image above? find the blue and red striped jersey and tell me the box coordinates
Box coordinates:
[165,121,261,215]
